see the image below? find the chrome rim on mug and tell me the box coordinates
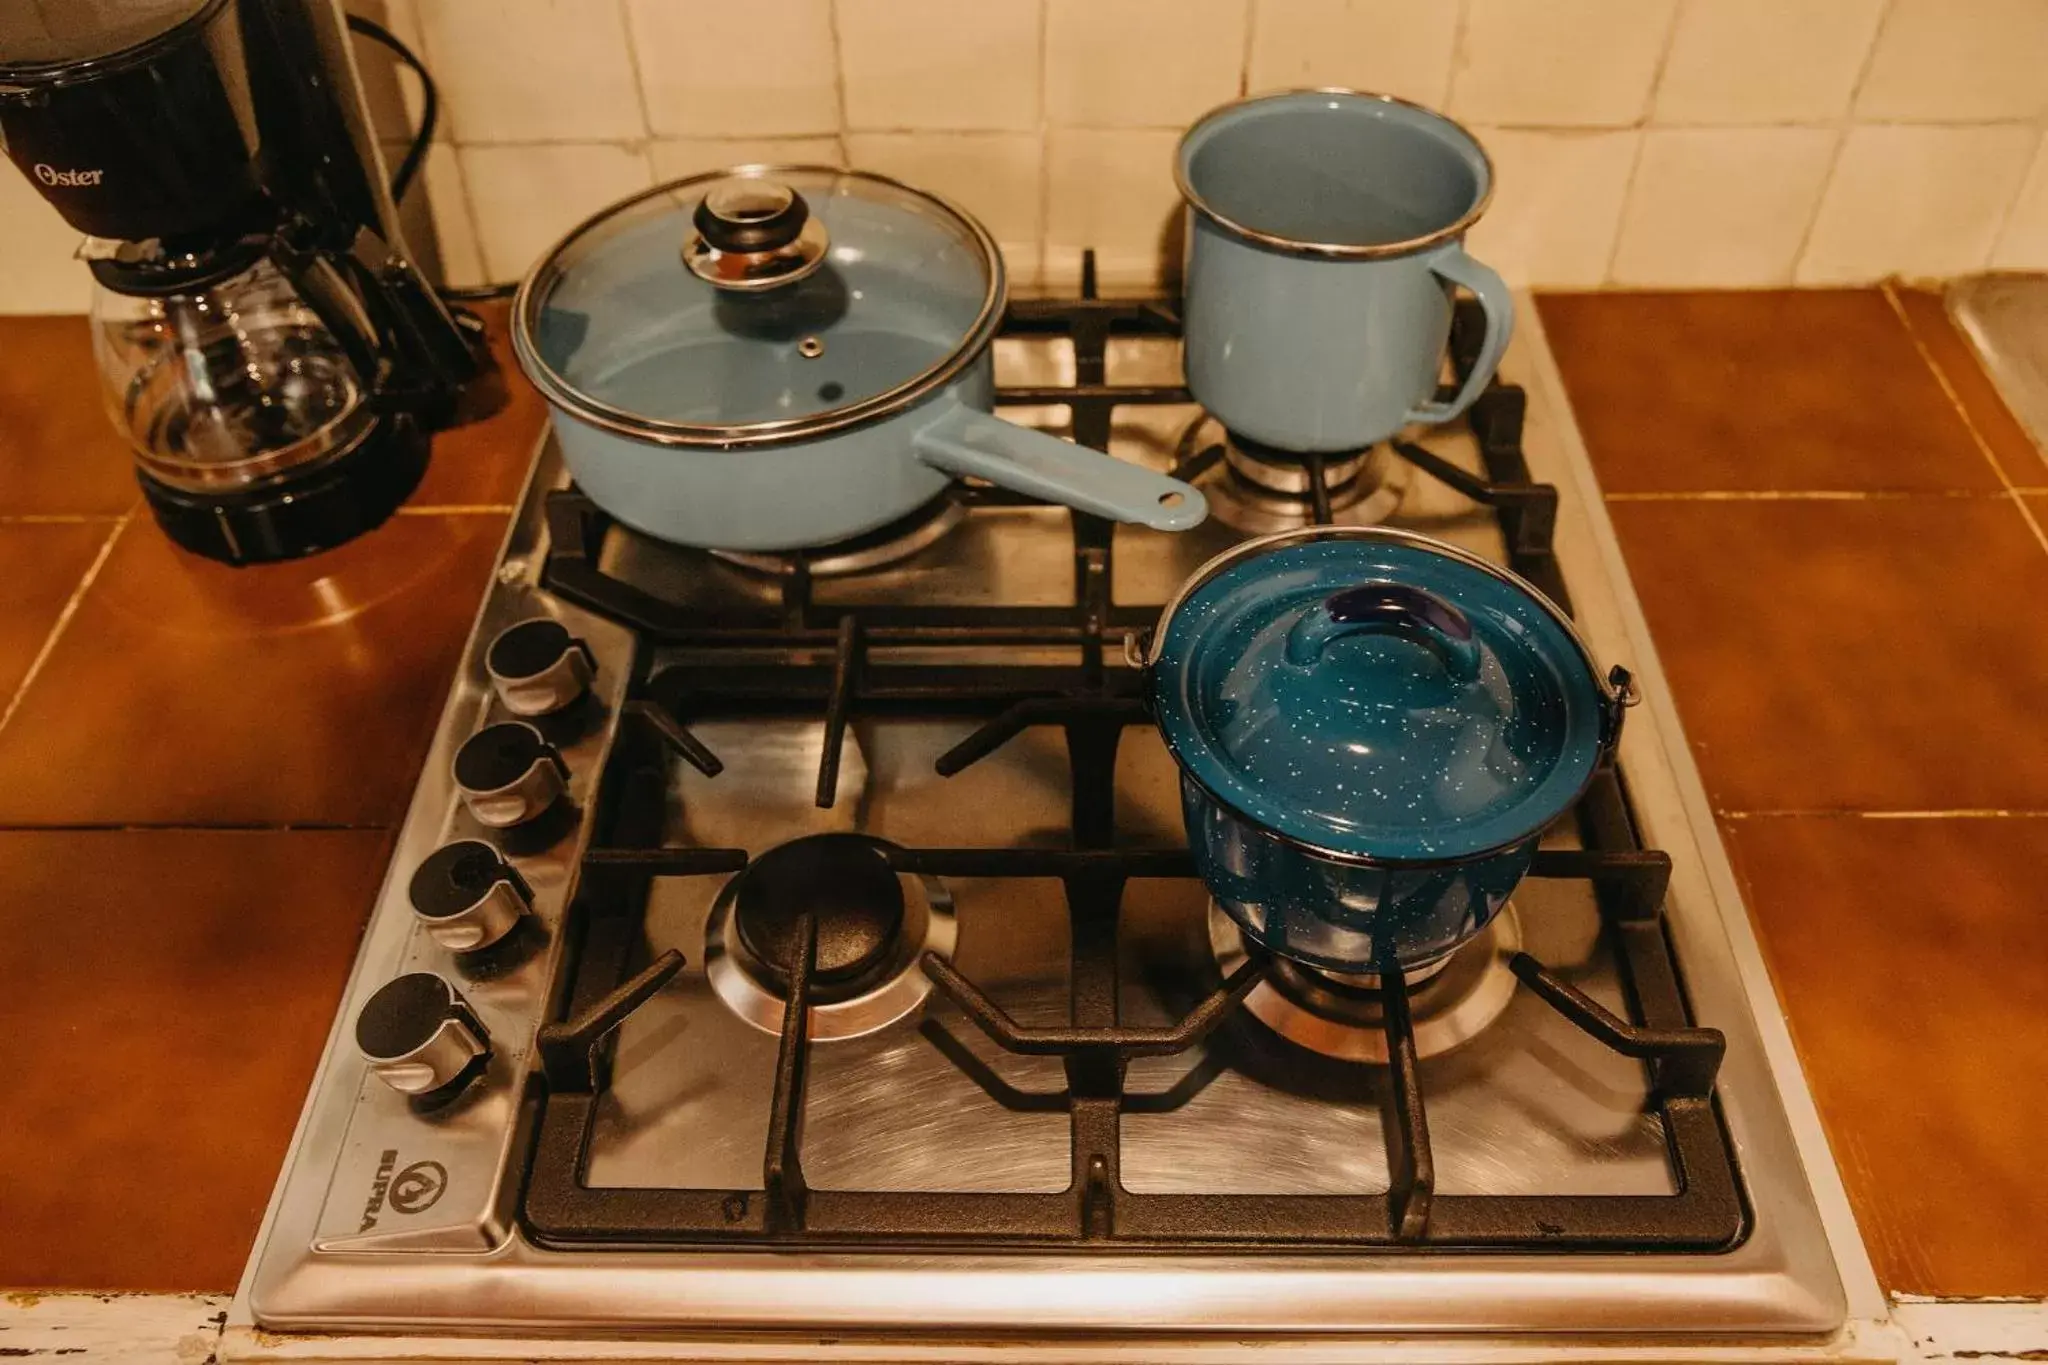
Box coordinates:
[1176,89,1515,455]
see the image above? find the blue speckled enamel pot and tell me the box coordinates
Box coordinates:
[1146,526,1635,974]
[1176,90,1513,454]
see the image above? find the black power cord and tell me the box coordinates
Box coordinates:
[343,13,437,204]
[344,16,521,302]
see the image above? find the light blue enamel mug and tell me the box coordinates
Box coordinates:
[1177,90,1514,453]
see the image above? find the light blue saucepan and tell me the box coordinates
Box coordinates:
[512,168,1205,551]
[1177,90,1514,454]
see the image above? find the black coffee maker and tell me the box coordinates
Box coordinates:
[0,0,486,563]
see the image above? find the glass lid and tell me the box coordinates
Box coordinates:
[512,166,1004,448]
[1150,530,1614,863]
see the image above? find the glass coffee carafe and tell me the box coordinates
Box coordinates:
[91,251,378,497]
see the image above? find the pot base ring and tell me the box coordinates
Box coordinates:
[710,491,967,578]
[1179,416,1407,534]
[1208,899,1522,1063]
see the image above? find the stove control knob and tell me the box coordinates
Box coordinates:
[355,972,490,1097]
[409,840,532,954]
[486,617,595,717]
[453,721,568,828]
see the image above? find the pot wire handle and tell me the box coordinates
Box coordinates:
[1284,583,1482,682]
[1403,243,1513,429]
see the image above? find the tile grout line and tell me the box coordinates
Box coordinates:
[1442,0,1471,111]
[1034,0,1051,283]
[0,512,126,524]
[613,0,655,146]
[1789,0,1890,284]
[0,510,131,742]
[438,115,2048,151]
[0,821,400,833]
[1605,488,2005,502]
[1720,808,2048,820]
[1598,0,1682,285]
[1881,279,2048,560]
[1978,128,2047,271]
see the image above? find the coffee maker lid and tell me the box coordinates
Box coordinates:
[0,0,216,76]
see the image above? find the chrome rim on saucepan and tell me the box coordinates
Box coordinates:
[510,165,1006,449]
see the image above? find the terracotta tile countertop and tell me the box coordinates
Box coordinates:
[1541,285,2048,1301]
[2,289,2042,1307]
[0,303,545,1291]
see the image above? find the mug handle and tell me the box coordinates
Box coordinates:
[912,402,1208,531]
[1402,243,1515,428]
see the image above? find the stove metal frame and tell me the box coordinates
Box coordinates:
[521,276,1742,1253]
[235,266,1853,1341]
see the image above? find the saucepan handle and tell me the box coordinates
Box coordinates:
[1403,243,1514,428]
[912,403,1208,531]
[1284,582,1482,681]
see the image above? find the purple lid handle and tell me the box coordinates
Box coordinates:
[1283,583,1483,682]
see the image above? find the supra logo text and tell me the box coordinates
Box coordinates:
[358,1149,398,1232]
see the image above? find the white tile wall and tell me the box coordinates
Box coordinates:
[1045,128,1183,290]
[1450,0,1677,129]
[1993,134,2048,272]
[846,132,1046,286]
[839,0,1041,131]
[460,142,654,282]
[413,142,487,289]
[1046,0,1247,129]
[1247,0,1460,108]
[413,0,644,142]
[1653,0,1886,126]
[0,172,93,315]
[628,0,840,138]
[648,137,846,181]
[1464,129,1639,286]
[1610,128,1837,286]
[1855,0,2048,124]
[1799,124,2039,284]
[7,0,2048,312]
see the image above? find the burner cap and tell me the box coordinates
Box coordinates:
[733,835,905,987]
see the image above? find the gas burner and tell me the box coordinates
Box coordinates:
[1208,900,1522,1062]
[711,492,967,578]
[1180,417,1406,533]
[705,833,957,1039]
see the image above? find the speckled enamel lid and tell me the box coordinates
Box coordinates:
[1148,527,1620,863]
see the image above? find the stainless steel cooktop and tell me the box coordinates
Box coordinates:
[233,305,1849,1348]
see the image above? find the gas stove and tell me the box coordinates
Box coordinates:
[234,277,1852,1349]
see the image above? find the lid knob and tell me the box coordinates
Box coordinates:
[1284,582,1483,681]
[683,176,831,291]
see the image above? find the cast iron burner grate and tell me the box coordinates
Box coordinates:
[521,255,1746,1251]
